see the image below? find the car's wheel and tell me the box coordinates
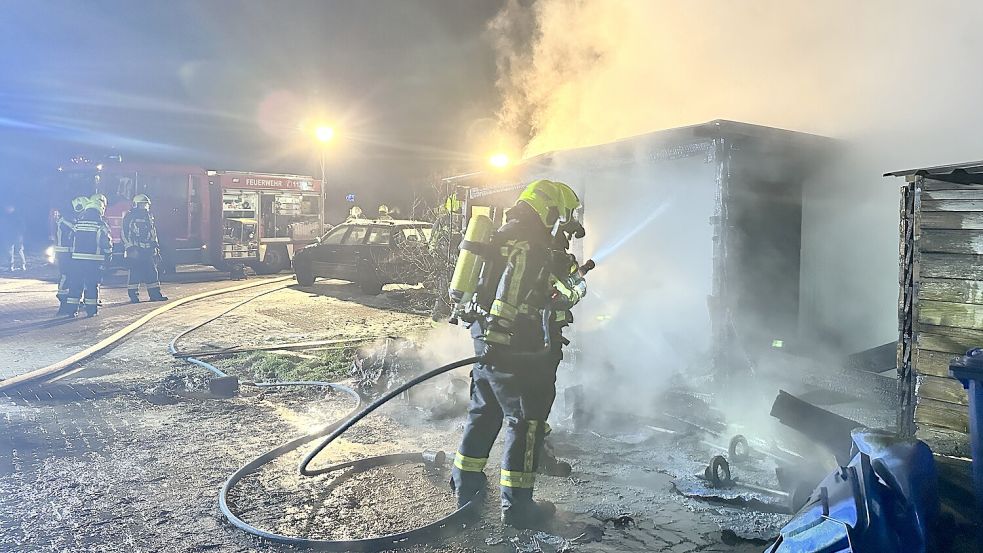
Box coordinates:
[295,261,315,286]
[254,245,289,275]
[358,279,384,295]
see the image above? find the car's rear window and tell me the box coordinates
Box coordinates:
[400,226,426,242]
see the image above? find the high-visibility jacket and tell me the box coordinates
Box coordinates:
[71,210,112,262]
[122,208,158,250]
[54,216,74,254]
[474,204,585,350]
[122,208,157,249]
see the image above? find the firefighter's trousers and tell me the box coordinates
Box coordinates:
[127,247,162,299]
[451,339,560,513]
[55,252,71,305]
[67,260,103,315]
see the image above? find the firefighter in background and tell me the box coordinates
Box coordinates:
[123,194,167,303]
[449,179,588,529]
[66,197,112,317]
[54,196,86,315]
[377,204,394,221]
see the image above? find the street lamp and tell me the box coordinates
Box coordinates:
[316,126,335,143]
[488,152,510,169]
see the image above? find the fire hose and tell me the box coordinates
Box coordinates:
[169,284,485,550]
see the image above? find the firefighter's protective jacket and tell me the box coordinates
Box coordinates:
[71,210,112,262]
[475,205,586,351]
[54,215,74,254]
[122,208,159,250]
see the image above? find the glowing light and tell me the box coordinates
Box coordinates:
[315,126,335,142]
[488,152,510,168]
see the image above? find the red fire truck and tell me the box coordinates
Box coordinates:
[52,157,324,274]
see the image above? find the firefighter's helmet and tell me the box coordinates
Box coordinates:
[88,193,107,216]
[71,196,88,213]
[133,193,151,208]
[516,180,581,228]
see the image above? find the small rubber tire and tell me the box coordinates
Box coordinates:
[728,434,750,462]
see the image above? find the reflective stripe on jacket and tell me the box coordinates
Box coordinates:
[122,209,158,250]
[54,217,74,253]
[71,217,112,261]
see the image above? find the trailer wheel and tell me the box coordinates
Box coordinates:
[254,245,289,275]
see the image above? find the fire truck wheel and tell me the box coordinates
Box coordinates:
[255,246,289,275]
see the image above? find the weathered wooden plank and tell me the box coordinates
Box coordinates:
[919,253,983,280]
[923,188,983,200]
[916,327,983,354]
[918,300,983,329]
[914,397,968,432]
[920,229,983,254]
[922,199,983,212]
[914,347,958,378]
[915,374,968,406]
[914,427,970,457]
[920,211,983,230]
[918,278,983,304]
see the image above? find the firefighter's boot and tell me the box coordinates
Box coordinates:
[128,290,140,303]
[85,305,98,318]
[539,442,572,477]
[450,469,486,509]
[148,288,168,302]
[56,303,74,317]
[501,490,556,530]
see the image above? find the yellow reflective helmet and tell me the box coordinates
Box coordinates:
[71,196,88,213]
[133,193,151,208]
[516,179,581,228]
[88,193,107,215]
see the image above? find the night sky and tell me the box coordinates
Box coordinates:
[0,0,504,242]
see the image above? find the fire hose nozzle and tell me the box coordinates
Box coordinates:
[579,259,596,276]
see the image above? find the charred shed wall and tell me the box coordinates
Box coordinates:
[898,175,976,455]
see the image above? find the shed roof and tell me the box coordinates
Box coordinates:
[885,160,983,184]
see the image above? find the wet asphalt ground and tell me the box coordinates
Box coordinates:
[0,263,791,552]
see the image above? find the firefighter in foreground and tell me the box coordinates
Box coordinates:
[66,197,112,317]
[54,196,85,315]
[449,179,588,529]
[123,194,167,302]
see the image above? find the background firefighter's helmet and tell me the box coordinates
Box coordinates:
[71,196,88,213]
[133,193,151,208]
[89,193,108,216]
[516,179,581,229]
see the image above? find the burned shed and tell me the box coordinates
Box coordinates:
[887,161,983,455]
[456,120,832,383]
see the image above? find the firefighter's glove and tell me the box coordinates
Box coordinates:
[552,274,587,311]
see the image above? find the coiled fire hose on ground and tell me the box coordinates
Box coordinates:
[169,284,484,550]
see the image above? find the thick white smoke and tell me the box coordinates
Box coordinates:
[489,0,983,355]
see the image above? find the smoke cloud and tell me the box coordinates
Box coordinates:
[488,0,983,356]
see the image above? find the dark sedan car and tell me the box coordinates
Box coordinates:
[292,219,433,294]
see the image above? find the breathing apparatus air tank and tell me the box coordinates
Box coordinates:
[448,214,494,324]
